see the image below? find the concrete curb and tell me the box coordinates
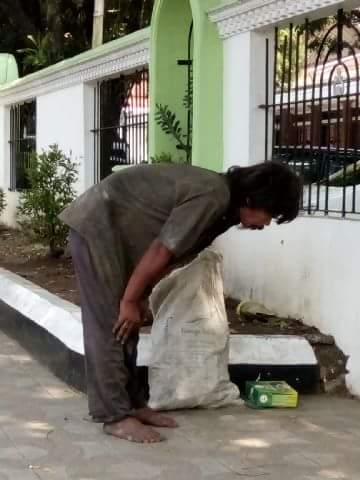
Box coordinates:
[0,267,319,393]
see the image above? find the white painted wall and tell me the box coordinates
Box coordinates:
[1,192,18,228]
[0,83,95,226]
[215,216,360,396]
[223,29,273,171]
[37,83,94,194]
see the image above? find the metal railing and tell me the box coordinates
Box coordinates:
[92,68,149,182]
[263,10,360,217]
[9,101,36,191]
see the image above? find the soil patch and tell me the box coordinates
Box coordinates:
[0,226,80,305]
[0,226,349,395]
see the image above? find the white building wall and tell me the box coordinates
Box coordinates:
[0,83,95,226]
[37,83,92,194]
[220,17,360,396]
[216,216,360,396]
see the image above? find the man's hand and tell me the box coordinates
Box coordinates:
[113,300,143,344]
[112,239,173,344]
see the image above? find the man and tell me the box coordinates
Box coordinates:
[60,161,301,443]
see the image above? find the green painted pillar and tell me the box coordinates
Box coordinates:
[150,0,223,171]
[0,54,19,85]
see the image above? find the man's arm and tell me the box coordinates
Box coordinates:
[113,239,173,344]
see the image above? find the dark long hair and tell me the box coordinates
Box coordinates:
[226,162,302,224]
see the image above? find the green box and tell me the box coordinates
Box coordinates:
[245,380,298,408]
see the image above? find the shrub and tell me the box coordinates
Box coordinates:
[17,144,78,257]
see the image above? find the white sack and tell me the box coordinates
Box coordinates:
[148,249,242,410]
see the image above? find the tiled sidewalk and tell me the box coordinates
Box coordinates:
[0,329,359,480]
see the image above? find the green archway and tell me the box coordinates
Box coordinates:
[150,0,223,171]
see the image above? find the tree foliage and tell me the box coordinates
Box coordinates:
[104,0,154,42]
[276,17,333,90]
[276,12,360,90]
[0,0,154,75]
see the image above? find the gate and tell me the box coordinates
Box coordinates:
[264,9,360,216]
[93,68,149,181]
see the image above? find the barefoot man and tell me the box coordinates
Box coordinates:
[59,161,301,443]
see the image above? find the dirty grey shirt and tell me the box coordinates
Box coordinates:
[60,164,231,271]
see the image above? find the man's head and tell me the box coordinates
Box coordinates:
[226,161,302,230]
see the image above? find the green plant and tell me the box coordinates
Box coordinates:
[17,33,57,72]
[17,145,78,257]
[155,104,191,159]
[151,152,186,164]
[0,188,6,216]
[328,161,360,187]
[155,78,193,163]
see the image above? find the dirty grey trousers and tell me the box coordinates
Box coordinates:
[69,229,146,423]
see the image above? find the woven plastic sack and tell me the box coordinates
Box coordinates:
[148,249,242,410]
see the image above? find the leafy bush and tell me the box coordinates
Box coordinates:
[17,145,78,257]
[0,188,6,217]
[17,33,56,73]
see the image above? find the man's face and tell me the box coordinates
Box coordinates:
[238,207,272,230]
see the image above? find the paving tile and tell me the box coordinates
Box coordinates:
[0,330,359,480]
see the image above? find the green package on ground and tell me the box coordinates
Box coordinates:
[245,380,298,408]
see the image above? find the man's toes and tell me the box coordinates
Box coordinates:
[144,436,158,443]
[162,417,178,428]
[153,414,178,428]
[148,432,163,443]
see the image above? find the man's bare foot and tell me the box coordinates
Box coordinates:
[103,417,163,443]
[134,407,178,428]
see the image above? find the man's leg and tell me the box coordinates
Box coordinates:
[125,333,178,428]
[69,230,162,442]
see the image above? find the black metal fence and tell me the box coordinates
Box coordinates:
[93,68,149,181]
[264,9,360,216]
[9,101,36,190]
[177,21,193,163]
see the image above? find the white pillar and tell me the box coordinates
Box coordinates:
[0,105,8,189]
[83,83,96,190]
[223,29,274,170]
[0,104,18,227]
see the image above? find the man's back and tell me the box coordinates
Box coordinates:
[60,164,230,265]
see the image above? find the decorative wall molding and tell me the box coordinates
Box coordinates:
[0,39,149,105]
[209,0,343,39]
